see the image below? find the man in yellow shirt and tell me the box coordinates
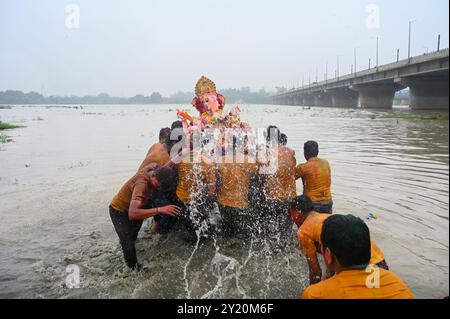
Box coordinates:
[291,195,388,285]
[109,165,180,269]
[217,152,259,238]
[172,147,217,242]
[137,127,172,171]
[142,122,183,235]
[301,214,414,299]
[295,141,333,214]
[264,127,297,245]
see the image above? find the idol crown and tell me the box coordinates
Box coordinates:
[195,76,217,97]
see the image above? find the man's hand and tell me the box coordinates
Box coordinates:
[158,205,181,216]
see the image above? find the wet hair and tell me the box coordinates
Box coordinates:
[171,120,183,130]
[290,195,313,213]
[159,127,171,144]
[170,120,184,143]
[304,140,319,158]
[279,133,287,146]
[153,167,178,192]
[321,214,371,268]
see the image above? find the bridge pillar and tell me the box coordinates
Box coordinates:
[396,77,449,110]
[326,89,359,108]
[289,95,296,106]
[292,94,302,106]
[314,92,332,107]
[350,83,403,109]
[295,95,304,106]
[303,93,316,106]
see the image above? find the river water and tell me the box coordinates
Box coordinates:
[0,104,448,299]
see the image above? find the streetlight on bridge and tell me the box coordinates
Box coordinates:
[336,55,340,79]
[353,46,360,74]
[371,36,380,67]
[408,19,417,59]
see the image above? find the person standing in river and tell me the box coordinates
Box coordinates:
[295,141,333,214]
[301,214,413,299]
[217,142,259,239]
[263,127,297,246]
[140,121,183,235]
[291,195,387,286]
[109,164,180,270]
[171,137,217,242]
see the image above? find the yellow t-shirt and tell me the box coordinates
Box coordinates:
[110,166,155,213]
[138,143,170,171]
[302,268,414,299]
[265,145,297,201]
[297,211,330,256]
[217,155,259,209]
[176,151,216,204]
[295,157,332,202]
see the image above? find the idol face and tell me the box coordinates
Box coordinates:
[202,93,220,114]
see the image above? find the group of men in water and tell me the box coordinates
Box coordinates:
[108,121,414,299]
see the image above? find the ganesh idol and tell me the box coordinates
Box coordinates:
[192,76,226,122]
[177,76,250,132]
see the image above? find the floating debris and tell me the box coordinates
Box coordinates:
[367,212,379,220]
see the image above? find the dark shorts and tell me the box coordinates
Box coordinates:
[312,201,333,214]
[264,200,294,245]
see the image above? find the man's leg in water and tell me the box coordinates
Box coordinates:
[276,200,293,246]
[265,200,292,248]
[177,200,198,242]
[109,206,143,269]
[219,205,238,238]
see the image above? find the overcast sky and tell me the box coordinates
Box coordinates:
[0,0,448,96]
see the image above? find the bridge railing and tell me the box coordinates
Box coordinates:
[273,48,449,98]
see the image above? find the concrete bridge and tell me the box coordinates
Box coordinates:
[272,49,449,110]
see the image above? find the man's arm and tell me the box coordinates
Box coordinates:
[305,253,322,285]
[128,199,180,221]
[128,170,180,221]
[298,231,322,285]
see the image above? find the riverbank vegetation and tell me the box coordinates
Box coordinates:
[0,134,12,143]
[0,88,272,105]
[0,121,24,130]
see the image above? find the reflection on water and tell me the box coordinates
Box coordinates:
[0,104,448,298]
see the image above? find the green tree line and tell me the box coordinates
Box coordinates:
[0,88,273,105]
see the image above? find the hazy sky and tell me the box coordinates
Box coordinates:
[0,0,448,96]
